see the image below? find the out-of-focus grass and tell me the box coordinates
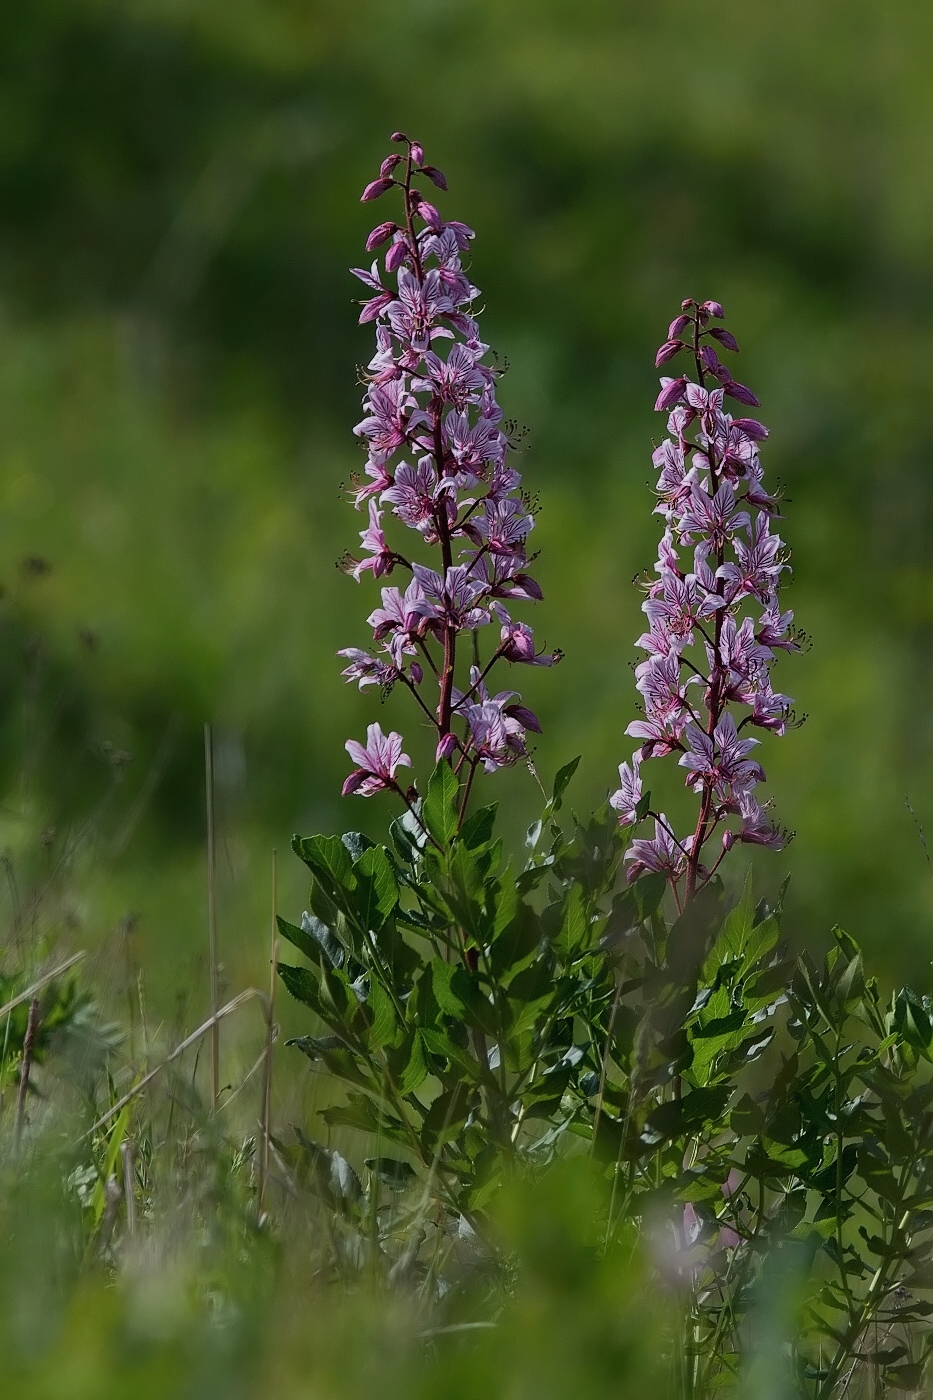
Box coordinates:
[0,1127,670,1400]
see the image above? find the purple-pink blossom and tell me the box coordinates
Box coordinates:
[340,137,557,807]
[611,298,798,898]
[342,723,412,797]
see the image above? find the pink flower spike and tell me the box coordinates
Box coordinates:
[338,137,556,805]
[612,300,797,900]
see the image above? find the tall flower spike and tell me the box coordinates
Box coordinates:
[340,137,558,804]
[612,300,800,902]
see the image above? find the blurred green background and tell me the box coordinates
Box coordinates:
[2,0,933,993]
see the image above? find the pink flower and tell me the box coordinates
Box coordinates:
[610,755,643,825]
[342,723,412,797]
[349,502,395,581]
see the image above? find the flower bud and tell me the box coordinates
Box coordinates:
[733,417,768,441]
[380,155,402,177]
[655,339,685,368]
[709,326,739,353]
[365,221,397,251]
[410,142,424,165]
[700,300,725,318]
[410,661,423,685]
[361,178,394,202]
[504,703,541,734]
[416,200,441,228]
[385,238,409,272]
[699,345,729,381]
[668,314,690,339]
[725,380,761,407]
[421,164,448,190]
[435,733,457,762]
[390,131,407,143]
[655,377,687,412]
[680,298,694,311]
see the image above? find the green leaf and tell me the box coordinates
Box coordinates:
[830,925,865,1011]
[642,1086,731,1145]
[292,834,356,896]
[367,978,401,1050]
[664,884,722,985]
[286,1033,342,1060]
[447,841,485,933]
[387,1029,428,1094]
[430,959,497,1034]
[702,870,754,979]
[389,813,419,863]
[365,1157,417,1190]
[353,845,399,930]
[422,760,460,848]
[320,1093,393,1136]
[744,956,795,1012]
[632,870,667,920]
[554,883,588,958]
[460,803,497,849]
[730,1093,765,1136]
[276,914,322,965]
[294,1132,363,1214]
[551,756,581,811]
[277,962,325,1016]
[431,958,468,1019]
[302,1042,376,1091]
[515,863,553,895]
[419,1025,486,1079]
[885,1364,925,1390]
[341,832,375,859]
[305,912,347,968]
[422,1083,474,1146]
[490,903,541,983]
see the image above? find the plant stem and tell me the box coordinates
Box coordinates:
[13,997,40,1152]
[204,723,220,1108]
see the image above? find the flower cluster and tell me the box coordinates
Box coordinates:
[611,300,801,901]
[339,135,558,804]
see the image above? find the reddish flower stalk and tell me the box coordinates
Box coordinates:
[611,301,802,905]
[340,135,559,806]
